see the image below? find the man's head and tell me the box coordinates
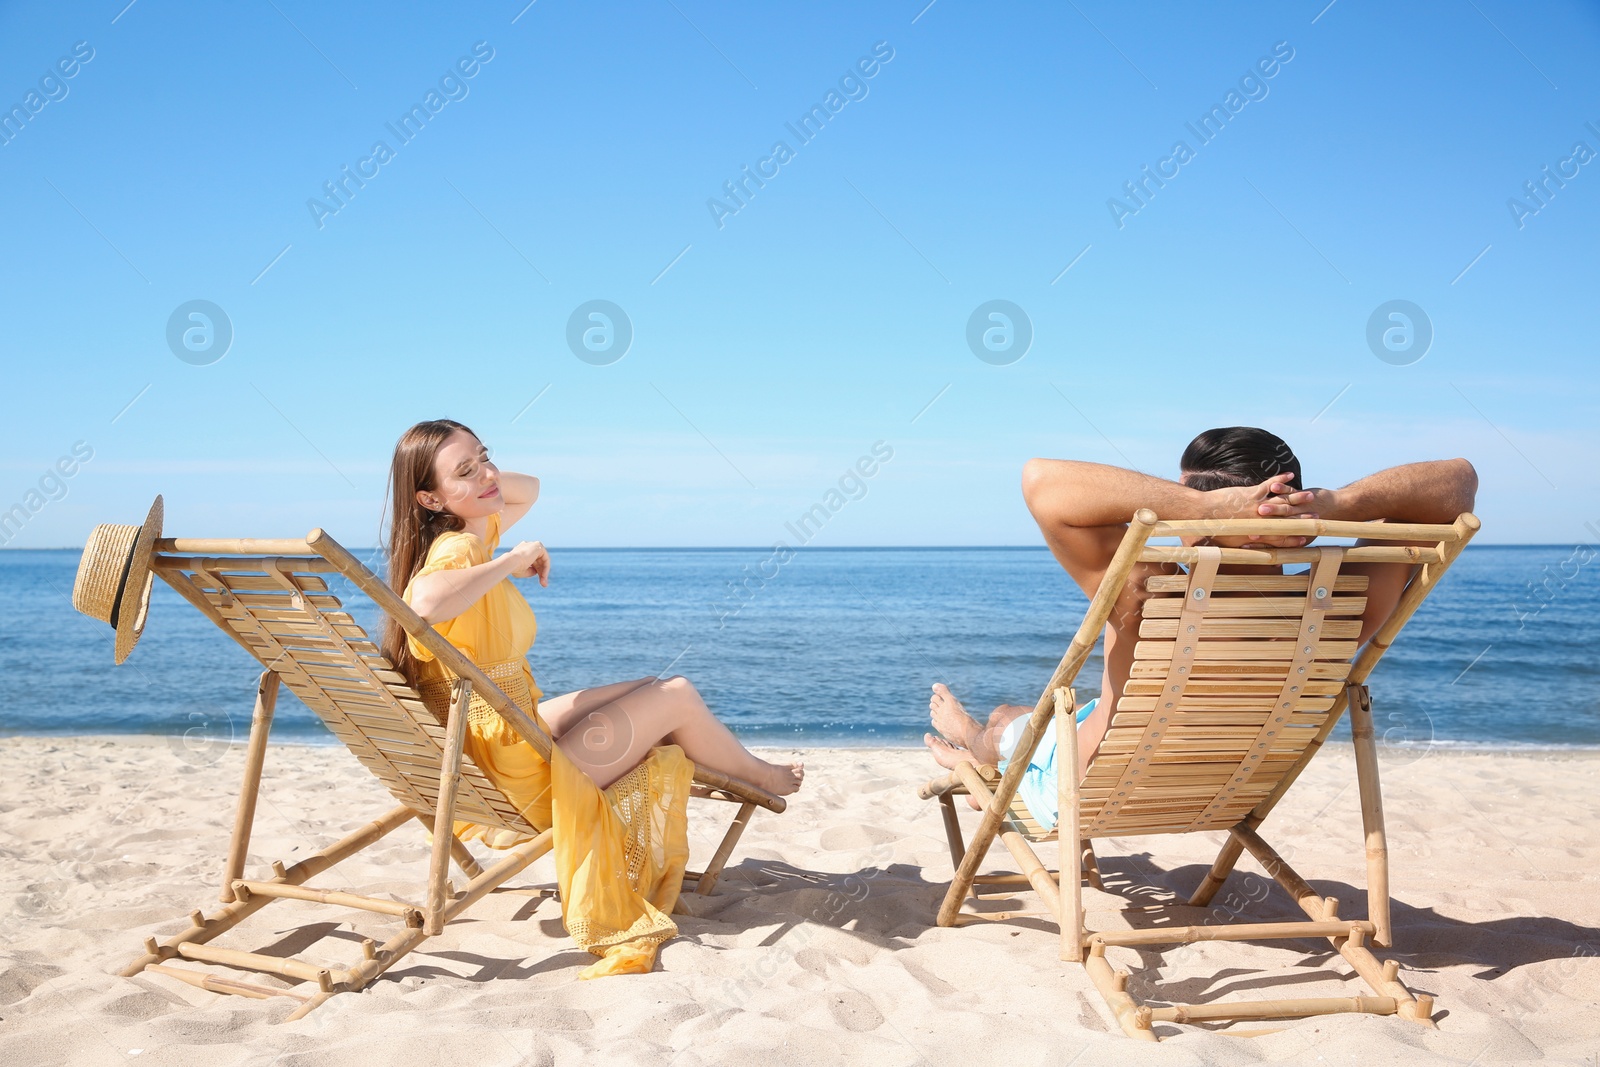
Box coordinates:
[1179,426,1301,493]
[1178,427,1307,549]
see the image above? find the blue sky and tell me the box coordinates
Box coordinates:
[1,0,1596,548]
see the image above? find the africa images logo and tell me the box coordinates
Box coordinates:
[706,41,896,230]
[1106,41,1295,229]
[306,42,496,230]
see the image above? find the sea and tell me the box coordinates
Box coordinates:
[2,545,1596,753]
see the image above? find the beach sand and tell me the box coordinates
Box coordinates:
[2,736,1597,1065]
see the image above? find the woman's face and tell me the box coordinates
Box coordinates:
[417,430,502,519]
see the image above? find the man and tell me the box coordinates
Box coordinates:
[925,426,1476,822]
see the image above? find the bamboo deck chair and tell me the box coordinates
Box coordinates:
[919,510,1479,1041]
[120,529,786,1019]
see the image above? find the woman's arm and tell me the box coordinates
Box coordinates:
[497,471,540,531]
[408,540,546,624]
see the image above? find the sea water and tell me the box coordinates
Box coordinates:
[1,545,1595,750]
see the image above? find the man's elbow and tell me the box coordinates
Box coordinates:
[1448,457,1479,515]
[1022,458,1067,517]
[1020,458,1047,502]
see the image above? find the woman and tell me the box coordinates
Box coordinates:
[380,419,803,977]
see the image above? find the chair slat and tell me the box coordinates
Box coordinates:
[1112,696,1337,714]
[1123,679,1343,697]
[1140,596,1366,618]
[1138,617,1363,640]
[1144,573,1369,593]
[1058,547,1368,838]
[201,573,331,593]
[1129,660,1352,680]
[164,556,543,838]
[1133,639,1359,661]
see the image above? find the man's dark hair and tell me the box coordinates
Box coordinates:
[1179,426,1302,492]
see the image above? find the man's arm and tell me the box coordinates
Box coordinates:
[1307,458,1477,526]
[1022,460,1191,596]
[1021,459,1313,596]
[1022,459,1215,531]
[1304,459,1478,643]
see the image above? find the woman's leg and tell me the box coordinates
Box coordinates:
[551,675,804,795]
[537,677,659,739]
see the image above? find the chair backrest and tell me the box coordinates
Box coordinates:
[1083,546,1368,836]
[148,540,538,837]
[1015,512,1479,841]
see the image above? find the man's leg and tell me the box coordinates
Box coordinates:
[926,683,1031,765]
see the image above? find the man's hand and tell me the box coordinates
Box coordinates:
[507,540,551,587]
[1199,472,1320,547]
[1199,472,1318,519]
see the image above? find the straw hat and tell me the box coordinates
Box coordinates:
[72,495,164,664]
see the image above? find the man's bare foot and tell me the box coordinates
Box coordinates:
[754,759,804,797]
[930,683,980,747]
[923,732,969,770]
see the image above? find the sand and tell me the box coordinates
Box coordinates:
[1,735,1597,1066]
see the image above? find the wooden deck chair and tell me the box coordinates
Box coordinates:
[120,529,786,1019]
[919,510,1479,1041]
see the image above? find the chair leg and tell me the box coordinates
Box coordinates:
[1230,824,1434,1027]
[412,812,485,880]
[937,785,995,925]
[947,763,1067,927]
[1348,683,1393,948]
[938,793,966,871]
[1057,687,1084,962]
[124,805,417,978]
[1082,841,1104,892]
[937,734,1047,926]
[695,801,755,895]
[425,680,472,936]
[1187,833,1246,907]
[1082,945,1157,1041]
[220,670,279,903]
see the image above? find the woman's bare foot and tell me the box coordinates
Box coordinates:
[923,732,968,770]
[930,683,981,748]
[754,759,804,797]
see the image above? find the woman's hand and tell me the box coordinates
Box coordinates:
[506,540,551,587]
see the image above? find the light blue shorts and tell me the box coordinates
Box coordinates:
[996,698,1097,833]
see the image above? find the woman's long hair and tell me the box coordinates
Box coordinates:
[380,418,475,687]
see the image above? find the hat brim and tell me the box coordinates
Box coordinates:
[113,495,163,664]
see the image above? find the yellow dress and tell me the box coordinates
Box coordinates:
[402,511,694,978]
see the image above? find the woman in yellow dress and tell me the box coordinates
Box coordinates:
[379,419,803,977]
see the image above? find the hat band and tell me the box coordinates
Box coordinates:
[107,533,139,628]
